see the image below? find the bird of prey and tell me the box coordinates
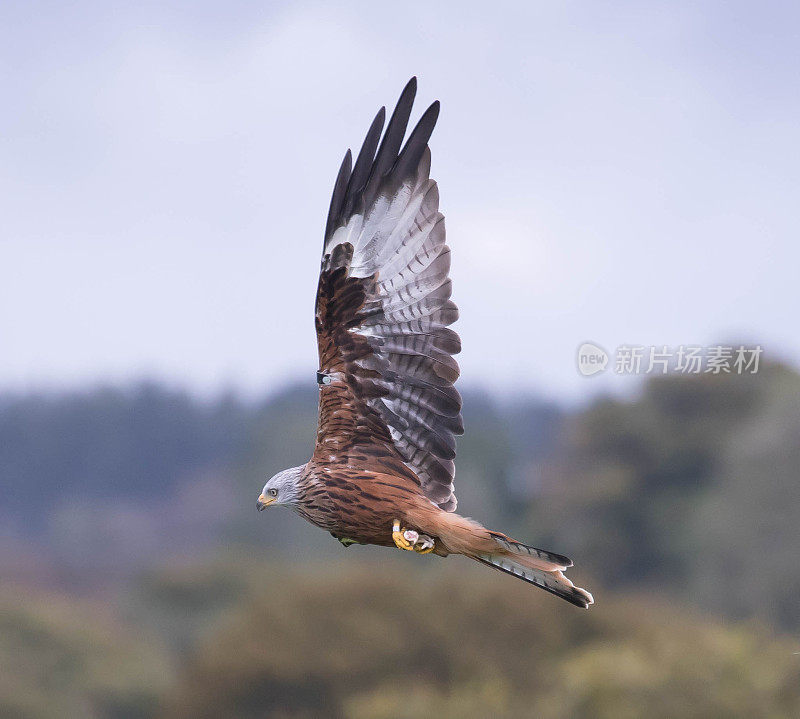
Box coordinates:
[257,78,593,608]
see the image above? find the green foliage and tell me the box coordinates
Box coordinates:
[127,553,276,653]
[158,564,800,719]
[0,588,172,719]
[528,366,788,586]
[690,367,800,628]
[3,366,800,716]
[0,382,249,516]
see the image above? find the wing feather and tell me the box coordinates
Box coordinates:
[314,78,462,510]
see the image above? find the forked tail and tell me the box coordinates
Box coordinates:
[471,531,594,608]
[426,511,594,608]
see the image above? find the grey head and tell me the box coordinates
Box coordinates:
[256,464,304,511]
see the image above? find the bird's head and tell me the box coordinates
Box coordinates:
[256,465,304,511]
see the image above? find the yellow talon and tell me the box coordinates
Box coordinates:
[392,520,414,551]
[392,520,435,553]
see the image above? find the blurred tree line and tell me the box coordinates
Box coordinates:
[3,559,798,719]
[158,562,800,719]
[1,364,799,717]
[530,363,800,629]
[1,364,799,628]
[0,382,250,514]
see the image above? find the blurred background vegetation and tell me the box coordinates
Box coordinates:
[1,364,799,717]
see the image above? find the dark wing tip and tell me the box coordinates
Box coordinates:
[325,78,437,241]
[342,107,386,221]
[324,149,352,243]
[362,79,419,204]
[394,99,440,181]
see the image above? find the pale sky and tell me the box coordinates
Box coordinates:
[1,1,798,401]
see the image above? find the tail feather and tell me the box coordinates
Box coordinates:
[471,553,594,609]
[487,531,573,569]
[420,510,594,608]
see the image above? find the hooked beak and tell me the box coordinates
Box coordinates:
[256,493,276,511]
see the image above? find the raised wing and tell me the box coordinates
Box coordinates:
[314,78,462,511]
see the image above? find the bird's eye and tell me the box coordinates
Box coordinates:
[269,488,278,497]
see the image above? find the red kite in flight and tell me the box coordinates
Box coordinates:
[257,78,593,608]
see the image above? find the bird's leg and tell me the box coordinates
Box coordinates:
[392,519,414,550]
[391,520,435,554]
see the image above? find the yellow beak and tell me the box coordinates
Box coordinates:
[256,493,276,511]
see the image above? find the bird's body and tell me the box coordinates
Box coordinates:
[257,78,593,608]
[296,462,436,549]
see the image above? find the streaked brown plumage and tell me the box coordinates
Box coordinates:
[257,78,593,608]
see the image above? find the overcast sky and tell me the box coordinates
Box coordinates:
[1,1,798,402]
